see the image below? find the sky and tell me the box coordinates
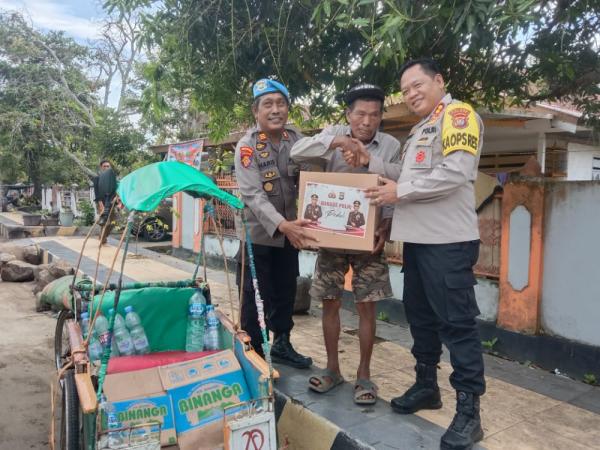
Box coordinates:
[0,0,104,41]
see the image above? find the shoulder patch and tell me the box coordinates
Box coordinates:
[239,146,254,168]
[442,103,479,156]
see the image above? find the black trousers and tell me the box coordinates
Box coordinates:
[236,239,299,354]
[403,241,485,395]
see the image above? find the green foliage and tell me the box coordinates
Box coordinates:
[583,373,597,385]
[77,199,96,226]
[376,311,390,322]
[109,0,600,136]
[482,337,498,352]
[208,149,234,175]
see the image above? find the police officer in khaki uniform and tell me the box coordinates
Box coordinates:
[234,78,315,369]
[345,59,485,449]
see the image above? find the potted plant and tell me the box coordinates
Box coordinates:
[41,209,59,226]
[59,206,75,227]
[22,211,42,226]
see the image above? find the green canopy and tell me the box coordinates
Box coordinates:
[116,161,244,212]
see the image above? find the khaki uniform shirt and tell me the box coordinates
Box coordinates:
[234,126,301,247]
[290,125,401,221]
[368,94,483,244]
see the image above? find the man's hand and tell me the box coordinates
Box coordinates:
[372,218,392,255]
[339,138,370,168]
[278,219,319,249]
[331,136,369,168]
[365,177,399,206]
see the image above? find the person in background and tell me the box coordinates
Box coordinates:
[93,159,117,245]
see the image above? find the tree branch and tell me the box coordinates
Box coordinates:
[29,35,97,127]
[49,132,96,178]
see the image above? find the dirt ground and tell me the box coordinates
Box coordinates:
[0,280,56,450]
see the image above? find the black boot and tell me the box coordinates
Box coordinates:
[270,333,312,369]
[391,363,442,414]
[440,391,484,450]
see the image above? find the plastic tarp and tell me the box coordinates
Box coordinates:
[90,286,232,353]
[116,161,244,212]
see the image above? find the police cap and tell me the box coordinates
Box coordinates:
[253,78,290,102]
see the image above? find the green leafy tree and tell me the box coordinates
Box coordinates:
[110,0,600,136]
[0,12,152,197]
[0,12,97,197]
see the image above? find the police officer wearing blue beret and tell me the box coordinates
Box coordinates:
[234,78,317,368]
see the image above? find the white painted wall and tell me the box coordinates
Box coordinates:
[542,181,600,346]
[567,143,600,180]
[181,193,195,250]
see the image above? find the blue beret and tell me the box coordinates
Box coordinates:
[253,78,290,102]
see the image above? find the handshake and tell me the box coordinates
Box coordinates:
[334,136,370,168]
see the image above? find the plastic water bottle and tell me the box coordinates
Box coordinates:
[110,308,135,356]
[204,305,221,351]
[101,395,125,448]
[80,312,90,338]
[124,306,150,354]
[87,330,104,362]
[186,289,206,352]
[95,313,111,349]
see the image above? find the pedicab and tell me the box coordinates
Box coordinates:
[50,161,278,450]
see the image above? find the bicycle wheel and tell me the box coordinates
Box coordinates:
[59,369,81,450]
[55,309,74,370]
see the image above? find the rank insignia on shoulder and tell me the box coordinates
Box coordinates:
[263,181,274,192]
[240,146,254,168]
[256,142,266,150]
[427,103,445,124]
[258,132,268,142]
[260,151,270,158]
[263,170,276,179]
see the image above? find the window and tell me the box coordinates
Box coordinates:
[593,156,600,180]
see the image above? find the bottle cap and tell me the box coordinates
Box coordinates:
[125,305,133,313]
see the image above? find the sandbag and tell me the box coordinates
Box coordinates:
[40,275,99,310]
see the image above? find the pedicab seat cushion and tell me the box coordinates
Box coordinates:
[107,350,219,374]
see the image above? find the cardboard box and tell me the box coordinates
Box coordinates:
[159,350,251,450]
[103,368,178,447]
[298,171,379,251]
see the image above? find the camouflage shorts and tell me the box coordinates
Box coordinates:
[310,249,392,303]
